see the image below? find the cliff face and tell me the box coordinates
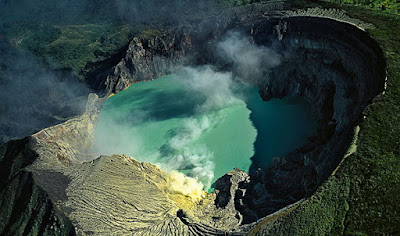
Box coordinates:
[98,8,385,222]
[232,16,385,221]
[93,31,193,94]
[0,5,387,236]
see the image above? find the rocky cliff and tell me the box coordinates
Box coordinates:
[95,6,385,223]
[233,16,385,222]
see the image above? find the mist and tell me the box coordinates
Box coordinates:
[217,31,281,84]
[0,41,92,145]
[0,0,217,26]
[93,66,241,189]
[93,31,281,190]
[114,0,216,25]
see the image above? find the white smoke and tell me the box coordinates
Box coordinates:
[167,117,212,150]
[92,31,281,190]
[92,117,145,158]
[155,116,216,189]
[217,31,281,84]
[178,66,240,111]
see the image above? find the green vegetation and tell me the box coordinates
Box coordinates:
[1,23,136,78]
[138,29,163,40]
[321,0,400,14]
[332,5,400,234]
[224,0,400,14]
[225,0,254,5]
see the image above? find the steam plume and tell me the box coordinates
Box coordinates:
[92,31,281,190]
[217,31,281,84]
[0,43,91,145]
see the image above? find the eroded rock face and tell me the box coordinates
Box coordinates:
[93,31,193,94]
[229,17,385,222]
[98,11,385,222]
[0,5,386,236]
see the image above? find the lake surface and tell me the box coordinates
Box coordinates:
[94,71,315,190]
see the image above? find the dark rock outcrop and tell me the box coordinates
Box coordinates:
[0,138,75,236]
[97,30,193,93]
[215,169,249,210]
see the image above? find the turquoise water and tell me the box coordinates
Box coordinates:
[94,71,315,190]
[245,92,316,171]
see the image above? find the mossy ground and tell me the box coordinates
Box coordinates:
[321,0,400,14]
[324,3,400,234]
[0,23,136,79]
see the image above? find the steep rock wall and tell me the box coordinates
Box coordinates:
[229,16,385,221]
[98,9,385,222]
